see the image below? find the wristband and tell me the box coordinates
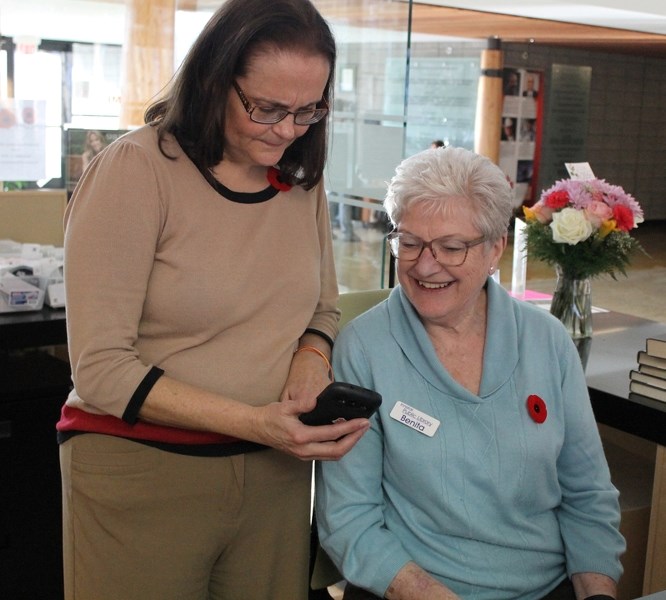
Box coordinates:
[584,596,615,600]
[304,327,334,349]
[294,346,334,381]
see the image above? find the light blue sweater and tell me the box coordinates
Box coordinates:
[316,280,625,599]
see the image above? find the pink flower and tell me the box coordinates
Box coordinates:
[525,202,553,224]
[584,201,613,228]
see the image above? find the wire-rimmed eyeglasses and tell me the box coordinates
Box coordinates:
[387,232,487,267]
[232,81,329,126]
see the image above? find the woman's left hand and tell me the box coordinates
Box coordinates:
[266,335,371,459]
[280,342,332,413]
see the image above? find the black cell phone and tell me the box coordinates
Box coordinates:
[299,381,382,426]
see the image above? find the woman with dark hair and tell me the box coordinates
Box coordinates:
[59,1,369,598]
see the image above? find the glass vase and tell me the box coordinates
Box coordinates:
[550,267,593,339]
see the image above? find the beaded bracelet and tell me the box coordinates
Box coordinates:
[294,345,334,381]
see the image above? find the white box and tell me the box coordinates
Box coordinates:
[0,272,45,312]
[45,281,66,308]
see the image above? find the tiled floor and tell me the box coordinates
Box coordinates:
[332,218,666,324]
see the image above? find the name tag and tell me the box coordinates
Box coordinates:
[390,401,440,437]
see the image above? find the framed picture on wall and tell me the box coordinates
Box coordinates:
[499,68,543,208]
[65,128,127,193]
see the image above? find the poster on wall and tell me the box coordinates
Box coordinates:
[498,68,543,208]
[65,128,127,192]
[0,99,47,182]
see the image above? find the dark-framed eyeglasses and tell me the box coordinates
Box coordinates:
[386,232,487,267]
[232,81,329,126]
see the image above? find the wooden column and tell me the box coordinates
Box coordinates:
[643,444,666,594]
[119,0,176,128]
[473,36,503,165]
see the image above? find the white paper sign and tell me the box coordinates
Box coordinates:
[0,99,47,181]
[565,162,595,180]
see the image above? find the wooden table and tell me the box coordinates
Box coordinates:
[585,310,666,595]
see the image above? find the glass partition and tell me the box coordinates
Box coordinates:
[315,0,485,292]
[2,0,487,292]
[12,44,64,187]
[70,42,122,130]
[314,1,409,291]
[404,34,484,155]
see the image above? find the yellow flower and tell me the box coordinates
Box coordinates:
[523,205,537,222]
[599,219,616,238]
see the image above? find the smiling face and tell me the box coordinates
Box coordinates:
[396,200,506,328]
[87,132,104,153]
[223,48,330,174]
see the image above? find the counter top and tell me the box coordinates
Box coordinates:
[585,310,666,446]
[0,306,66,350]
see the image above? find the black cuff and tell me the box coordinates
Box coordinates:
[304,328,334,349]
[122,366,165,424]
[584,596,615,600]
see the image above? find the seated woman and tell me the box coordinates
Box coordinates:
[315,147,625,600]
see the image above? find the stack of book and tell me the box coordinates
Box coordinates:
[630,338,666,403]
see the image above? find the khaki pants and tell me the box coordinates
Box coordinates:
[60,434,312,600]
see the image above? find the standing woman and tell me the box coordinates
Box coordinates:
[58,1,369,599]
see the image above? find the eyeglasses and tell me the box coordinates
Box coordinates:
[232,81,329,126]
[387,232,487,266]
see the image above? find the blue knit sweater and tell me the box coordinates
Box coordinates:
[316,280,625,599]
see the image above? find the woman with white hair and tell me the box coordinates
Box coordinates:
[316,147,625,600]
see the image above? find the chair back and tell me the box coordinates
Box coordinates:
[310,288,391,592]
[337,288,391,329]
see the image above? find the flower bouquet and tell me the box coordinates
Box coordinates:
[523,178,644,338]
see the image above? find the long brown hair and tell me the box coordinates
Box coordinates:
[145,0,336,190]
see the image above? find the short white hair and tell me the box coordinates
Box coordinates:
[383,146,514,241]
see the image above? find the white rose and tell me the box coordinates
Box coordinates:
[549,208,593,245]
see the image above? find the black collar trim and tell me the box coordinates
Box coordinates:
[210,178,280,204]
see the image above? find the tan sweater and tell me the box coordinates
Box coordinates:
[59,125,339,448]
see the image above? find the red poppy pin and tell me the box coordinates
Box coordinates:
[527,394,547,424]
[267,166,292,192]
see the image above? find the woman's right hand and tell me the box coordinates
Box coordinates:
[252,400,370,461]
[139,375,369,462]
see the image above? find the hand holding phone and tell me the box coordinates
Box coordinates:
[299,381,382,426]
